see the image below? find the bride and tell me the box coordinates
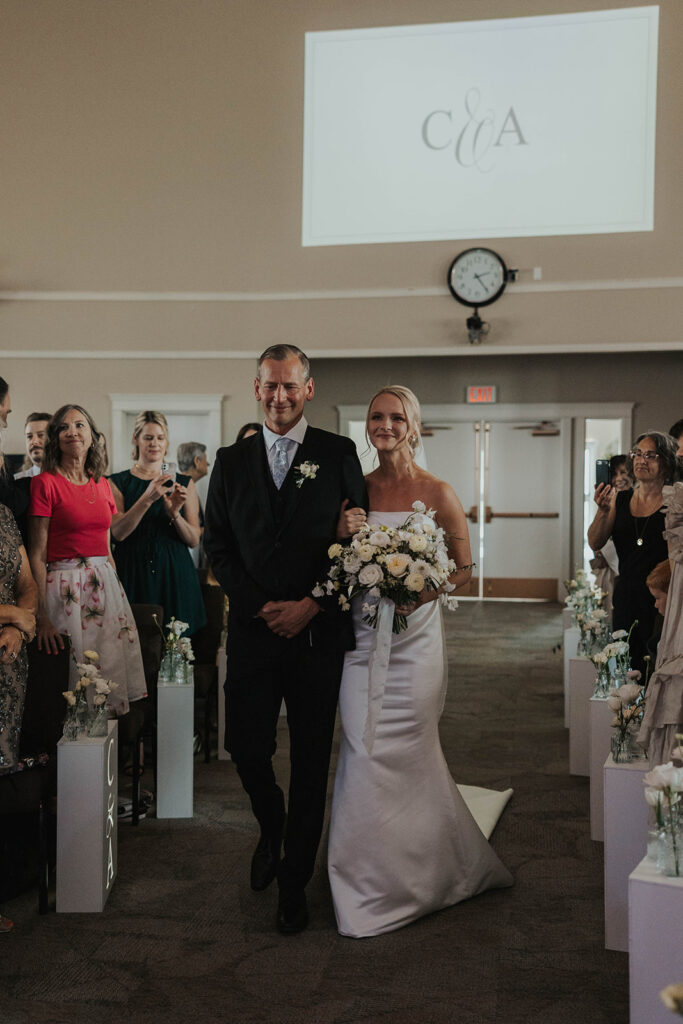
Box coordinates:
[328,385,512,938]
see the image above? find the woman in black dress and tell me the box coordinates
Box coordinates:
[588,431,678,674]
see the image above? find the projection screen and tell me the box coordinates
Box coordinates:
[302,6,659,246]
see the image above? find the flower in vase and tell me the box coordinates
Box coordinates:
[615,682,643,705]
[611,629,629,640]
[83,649,99,662]
[93,694,107,707]
[660,984,683,1015]
[644,762,683,793]
[62,690,76,707]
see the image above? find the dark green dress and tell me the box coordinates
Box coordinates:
[109,470,206,636]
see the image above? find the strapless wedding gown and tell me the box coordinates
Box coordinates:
[328,511,513,938]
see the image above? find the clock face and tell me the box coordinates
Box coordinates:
[447,248,508,308]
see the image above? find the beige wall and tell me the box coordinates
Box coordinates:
[1,0,681,450]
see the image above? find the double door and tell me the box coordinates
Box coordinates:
[421,418,562,599]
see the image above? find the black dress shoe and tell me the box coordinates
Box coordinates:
[276,888,309,935]
[250,823,284,892]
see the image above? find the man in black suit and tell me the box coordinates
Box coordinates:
[204,345,367,934]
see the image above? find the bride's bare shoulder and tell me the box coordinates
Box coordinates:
[420,473,465,513]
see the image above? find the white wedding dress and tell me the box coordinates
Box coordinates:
[328,511,513,938]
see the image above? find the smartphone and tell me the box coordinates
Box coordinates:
[595,459,611,488]
[161,461,176,489]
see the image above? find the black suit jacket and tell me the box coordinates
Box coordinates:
[204,425,367,652]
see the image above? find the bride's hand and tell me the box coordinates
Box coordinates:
[395,591,432,616]
[336,498,367,540]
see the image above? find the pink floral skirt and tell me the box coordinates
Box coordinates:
[46,556,147,716]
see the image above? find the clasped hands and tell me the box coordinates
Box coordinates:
[258,597,319,640]
[0,606,37,664]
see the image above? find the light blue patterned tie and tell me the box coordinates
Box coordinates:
[272,437,293,490]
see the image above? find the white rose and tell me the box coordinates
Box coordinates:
[343,554,362,574]
[357,543,376,562]
[643,762,683,791]
[368,531,391,548]
[358,563,384,588]
[408,535,428,553]
[385,553,412,577]
[422,519,435,535]
[93,694,107,706]
[611,629,629,640]
[405,572,426,593]
[412,500,426,513]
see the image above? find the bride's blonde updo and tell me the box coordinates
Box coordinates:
[366,385,422,458]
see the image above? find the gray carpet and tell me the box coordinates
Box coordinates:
[1,602,629,1024]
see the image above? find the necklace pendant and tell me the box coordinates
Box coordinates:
[636,537,644,546]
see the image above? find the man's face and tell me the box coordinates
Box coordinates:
[254,357,314,435]
[194,451,210,479]
[0,390,11,429]
[25,419,49,466]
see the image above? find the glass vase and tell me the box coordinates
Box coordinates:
[656,827,682,878]
[87,704,109,737]
[610,728,643,764]
[62,707,80,741]
[593,663,612,698]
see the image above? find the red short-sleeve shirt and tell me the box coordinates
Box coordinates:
[30,472,117,561]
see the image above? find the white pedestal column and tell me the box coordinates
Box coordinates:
[56,720,118,913]
[569,657,594,776]
[563,625,580,728]
[157,681,194,818]
[603,755,649,951]
[562,608,573,632]
[629,858,683,1024]
[589,697,613,842]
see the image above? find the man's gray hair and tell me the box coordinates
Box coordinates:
[257,344,311,381]
[177,441,206,472]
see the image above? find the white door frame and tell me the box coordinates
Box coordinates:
[109,394,224,473]
[338,401,633,600]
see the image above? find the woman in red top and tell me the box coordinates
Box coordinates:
[28,405,146,715]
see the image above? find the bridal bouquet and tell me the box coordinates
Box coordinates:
[313,500,457,634]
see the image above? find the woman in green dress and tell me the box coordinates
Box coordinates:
[109,411,206,636]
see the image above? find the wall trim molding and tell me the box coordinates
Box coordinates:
[1,277,683,304]
[3,341,682,360]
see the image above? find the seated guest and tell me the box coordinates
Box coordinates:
[236,422,260,441]
[28,405,146,714]
[14,412,51,480]
[670,419,683,458]
[176,442,210,569]
[588,431,678,675]
[109,412,205,635]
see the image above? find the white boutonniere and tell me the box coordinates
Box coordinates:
[294,461,319,488]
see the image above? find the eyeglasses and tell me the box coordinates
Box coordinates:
[629,449,660,462]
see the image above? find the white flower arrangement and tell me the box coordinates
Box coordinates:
[293,461,319,488]
[644,756,683,878]
[313,501,458,634]
[62,649,118,738]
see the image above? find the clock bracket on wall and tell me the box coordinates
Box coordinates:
[446,247,517,344]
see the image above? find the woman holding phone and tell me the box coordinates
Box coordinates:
[588,431,677,674]
[109,411,205,635]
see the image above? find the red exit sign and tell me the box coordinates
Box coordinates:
[466,385,497,404]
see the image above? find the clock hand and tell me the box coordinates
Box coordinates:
[473,272,491,283]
